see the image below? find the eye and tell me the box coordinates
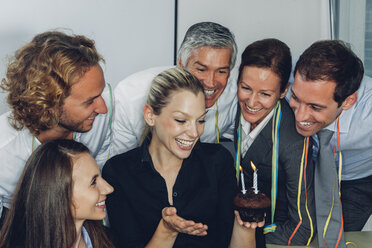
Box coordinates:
[91,177,97,186]
[218,69,228,74]
[291,93,298,101]
[261,92,271,97]
[240,85,251,91]
[311,105,322,111]
[198,119,206,124]
[196,68,206,72]
[175,119,186,123]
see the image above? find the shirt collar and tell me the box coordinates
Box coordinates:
[325,79,367,133]
[82,226,93,248]
[240,108,274,139]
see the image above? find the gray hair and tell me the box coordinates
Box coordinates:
[177,22,237,70]
[139,67,204,145]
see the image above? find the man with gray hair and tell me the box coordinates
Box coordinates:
[112,22,238,155]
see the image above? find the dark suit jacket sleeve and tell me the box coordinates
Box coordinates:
[102,159,146,248]
[265,137,316,245]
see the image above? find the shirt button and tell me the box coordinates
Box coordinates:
[173,192,178,197]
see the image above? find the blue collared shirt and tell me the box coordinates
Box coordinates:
[288,75,372,181]
[82,226,93,248]
[325,75,372,180]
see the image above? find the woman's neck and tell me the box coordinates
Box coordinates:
[73,221,86,248]
[148,138,183,171]
[148,137,183,205]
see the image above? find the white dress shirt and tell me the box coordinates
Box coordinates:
[0,84,114,215]
[111,66,238,156]
[240,108,274,156]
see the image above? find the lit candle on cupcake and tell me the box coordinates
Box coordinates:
[250,161,258,194]
[240,166,247,194]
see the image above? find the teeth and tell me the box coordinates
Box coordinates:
[176,138,193,146]
[300,121,313,126]
[96,201,105,207]
[245,104,262,112]
[204,89,215,96]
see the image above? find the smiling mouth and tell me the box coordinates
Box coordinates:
[204,89,215,96]
[299,121,314,127]
[175,138,194,147]
[245,104,262,113]
[95,201,105,207]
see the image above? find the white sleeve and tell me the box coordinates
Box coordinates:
[111,66,171,157]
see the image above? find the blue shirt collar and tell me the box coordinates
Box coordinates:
[82,226,93,248]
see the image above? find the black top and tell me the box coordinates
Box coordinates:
[234,99,316,245]
[103,139,237,248]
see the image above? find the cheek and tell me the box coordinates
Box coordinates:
[237,89,247,101]
[216,75,228,88]
[162,119,176,130]
[263,98,278,109]
[197,124,205,135]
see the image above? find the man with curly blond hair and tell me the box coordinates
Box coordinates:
[0,31,114,226]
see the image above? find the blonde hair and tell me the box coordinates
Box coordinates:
[139,67,204,145]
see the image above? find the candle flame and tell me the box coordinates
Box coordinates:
[239,165,242,172]
[250,161,257,171]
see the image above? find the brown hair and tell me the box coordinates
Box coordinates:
[238,38,292,93]
[0,139,113,248]
[294,40,364,106]
[0,31,104,135]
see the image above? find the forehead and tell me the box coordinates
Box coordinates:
[189,46,231,65]
[241,66,281,88]
[161,90,205,115]
[72,153,99,181]
[292,73,337,104]
[69,65,105,99]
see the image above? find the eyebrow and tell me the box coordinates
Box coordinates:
[174,110,207,119]
[292,89,327,109]
[195,62,230,70]
[239,81,276,92]
[84,94,101,104]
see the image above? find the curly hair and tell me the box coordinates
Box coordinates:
[0,31,104,135]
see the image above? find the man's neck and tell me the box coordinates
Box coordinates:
[36,126,74,143]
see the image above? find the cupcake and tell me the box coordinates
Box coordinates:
[234,188,271,222]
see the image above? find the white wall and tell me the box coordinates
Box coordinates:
[178,0,331,68]
[0,0,175,114]
[0,0,332,115]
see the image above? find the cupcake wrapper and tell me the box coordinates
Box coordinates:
[235,207,266,222]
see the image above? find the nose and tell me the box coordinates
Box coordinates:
[187,122,199,138]
[247,93,257,107]
[95,96,108,114]
[99,178,114,195]
[202,71,216,88]
[291,102,309,122]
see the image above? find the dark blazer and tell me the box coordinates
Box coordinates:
[234,99,316,245]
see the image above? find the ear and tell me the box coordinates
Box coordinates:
[340,91,357,110]
[178,58,184,68]
[143,104,156,126]
[279,83,290,99]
